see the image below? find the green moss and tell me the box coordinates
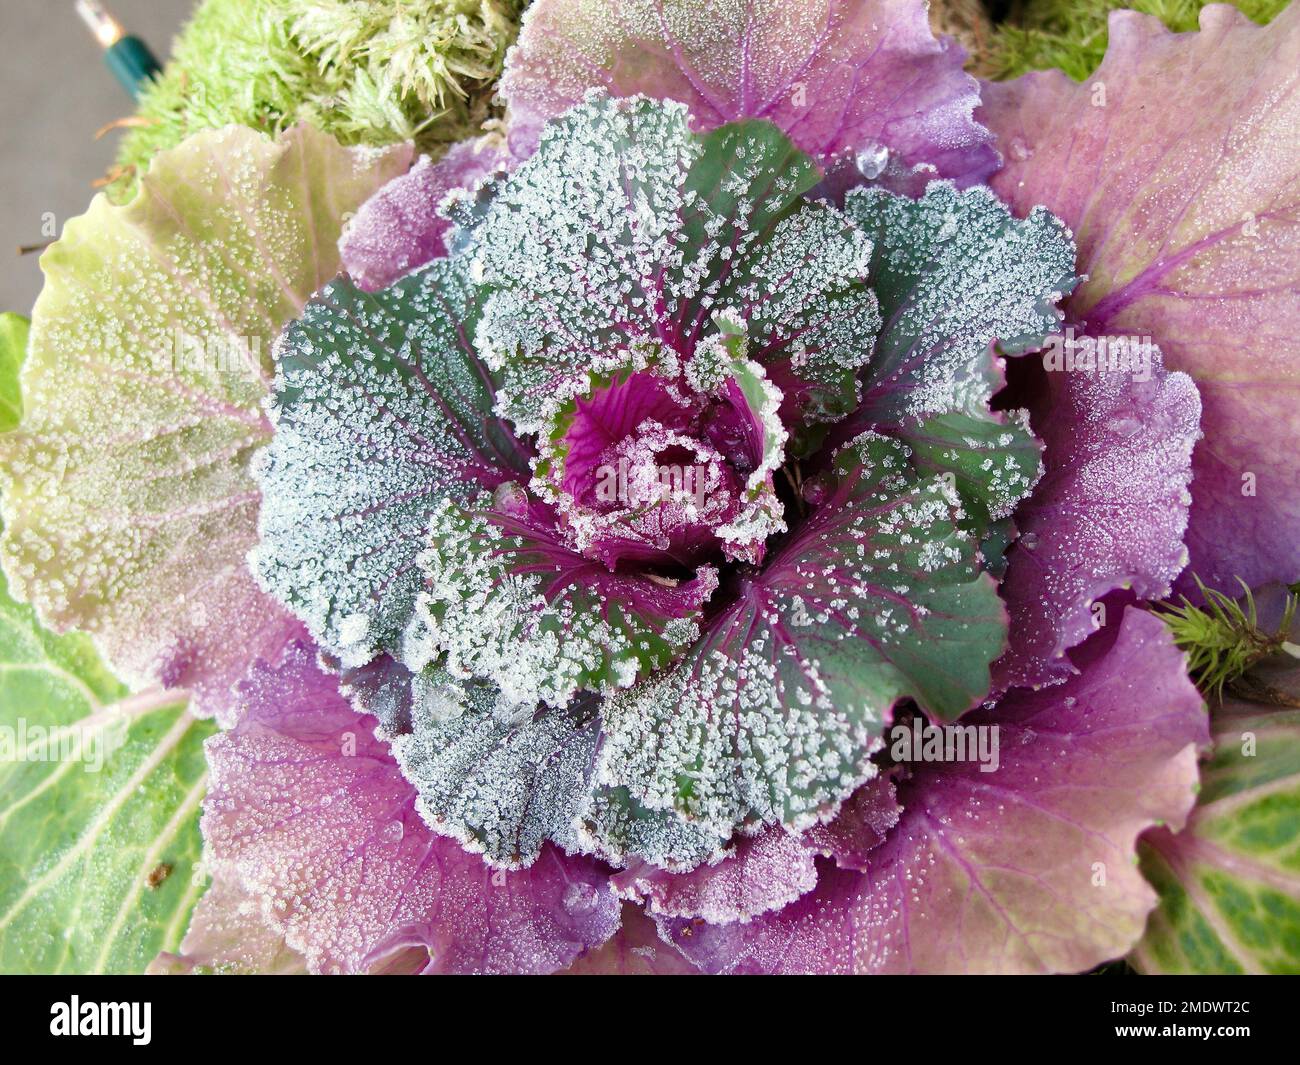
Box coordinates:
[983,0,1290,81]
[109,0,525,202]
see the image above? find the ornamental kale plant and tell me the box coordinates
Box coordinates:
[0,0,1297,976]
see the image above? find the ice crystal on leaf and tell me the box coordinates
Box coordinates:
[409,497,718,707]
[387,667,602,868]
[828,182,1079,537]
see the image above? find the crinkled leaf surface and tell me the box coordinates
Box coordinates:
[607,773,900,925]
[830,182,1079,533]
[844,183,1077,424]
[0,565,213,974]
[995,351,1201,689]
[503,0,997,187]
[0,124,409,719]
[611,827,819,925]
[379,661,602,869]
[593,431,1006,855]
[660,608,1207,973]
[559,903,697,974]
[202,640,620,974]
[1132,632,1300,974]
[457,94,878,441]
[981,4,1300,593]
[410,495,716,707]
[253,260,531,669]
[339,134,512,292]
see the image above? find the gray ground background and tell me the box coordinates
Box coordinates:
[1,0,193,314]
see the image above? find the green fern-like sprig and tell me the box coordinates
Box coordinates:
[1157,577,1298,699]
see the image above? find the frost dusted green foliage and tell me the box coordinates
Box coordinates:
[252,259,532,671]
[592,432,1006,852]
[258,95,1083,873]
[386,667,601,867]
[111,0,525,201]
[452,94,881,442]
[839,183,1075,534]
[984,0,1290,81]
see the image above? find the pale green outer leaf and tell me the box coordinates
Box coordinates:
[0,125,411,720]
[0,314,28,433]
[0,563,215,974]
[1131,649,1300,973]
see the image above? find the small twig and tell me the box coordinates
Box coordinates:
[92,163,135,189]
[94,114,158,140]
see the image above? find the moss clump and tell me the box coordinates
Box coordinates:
[109,0,525,202]
[981,0,1290,81]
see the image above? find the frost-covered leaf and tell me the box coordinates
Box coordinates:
[202,640,621,975]
[897,409,1041,540]
[611,828,819,925]
[252,260,531,668]
[377,662,601,869]
[831,182,1078,532]
[593,431,1006,848]
[0,124,409,719]
[995,350,1201,689]
[410,496,718,708]
[661,608,1208,973]
[801,773,901,871]
[456,94,878,442]
[338,134,512,292]
[572,785,732,872]
[846,183,1076,421]
[981,3,1300,593]
[1132,624,1300,975]
[0,313,28,433]
[606,773,900,923]
[0,565,214,974]
[503,0,998,188]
